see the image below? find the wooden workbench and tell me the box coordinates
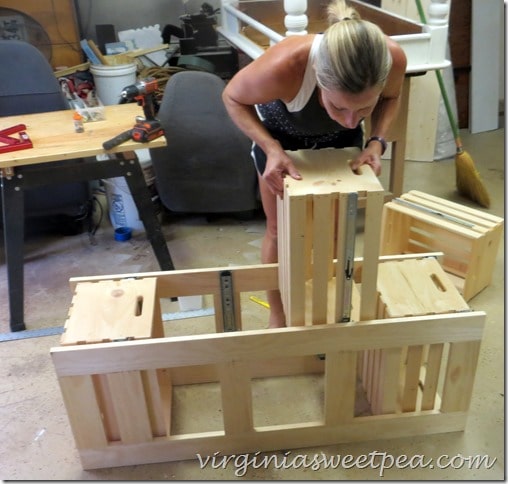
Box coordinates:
[0,103,173,332]
[0,104,166,170]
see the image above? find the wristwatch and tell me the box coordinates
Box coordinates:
[365,136,387,155]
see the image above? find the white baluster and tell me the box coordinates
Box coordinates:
[221,0,240,34]
[427,0,450,26]
[426,0,451,67]
[284,0,308,36]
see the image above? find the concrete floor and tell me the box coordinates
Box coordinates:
[0,128,504,480]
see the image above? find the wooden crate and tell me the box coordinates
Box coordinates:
[59,277,172,442]
[60,277,164,345]
[277,149,385,324]
[362,256,474,415]
[380,190,504,301]
[51,150,486,470]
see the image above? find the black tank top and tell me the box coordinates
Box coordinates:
[256,88,362,151]
[257,88,347,136]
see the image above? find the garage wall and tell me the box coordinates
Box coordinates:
[75,0,220,44]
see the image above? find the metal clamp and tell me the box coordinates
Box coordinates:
[341,192,358,322]
[220,270,236,332]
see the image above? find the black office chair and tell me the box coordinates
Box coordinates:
[150,71,259,215]
[0,40,91,233]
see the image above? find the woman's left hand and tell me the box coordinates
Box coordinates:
[350,146,382,176]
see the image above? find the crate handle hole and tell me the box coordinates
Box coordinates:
[135,296,144,316]
[430,273,446,292]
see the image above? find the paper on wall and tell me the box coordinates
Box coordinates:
[118,25,167,66]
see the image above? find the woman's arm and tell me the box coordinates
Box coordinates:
[223,36,313,196]
[350,38,407,175]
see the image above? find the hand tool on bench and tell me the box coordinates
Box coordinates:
[102,77,164,150]
[0,124,33,154]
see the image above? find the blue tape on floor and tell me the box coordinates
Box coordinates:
[162,308,215,321]
[0,326,64,342]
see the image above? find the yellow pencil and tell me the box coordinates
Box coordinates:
[249,295,270,309]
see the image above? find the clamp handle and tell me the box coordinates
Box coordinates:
[0,124,28,143]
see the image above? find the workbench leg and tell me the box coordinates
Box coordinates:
[0,156,175,331]
[123,160,175,271]
[1,178,26,331]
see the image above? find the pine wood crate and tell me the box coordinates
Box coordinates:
[51,261,484,470]
[380,191,504,301]
[362,256,474,415]
[59,277,172,442]
[277,149,385,324]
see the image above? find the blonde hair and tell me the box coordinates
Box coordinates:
[314,0,392,93]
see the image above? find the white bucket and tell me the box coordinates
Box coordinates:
[90,63,137,105]
[103,149,161,232]
[178,295,204,311]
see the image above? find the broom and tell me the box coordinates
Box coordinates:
[415,0,491,208]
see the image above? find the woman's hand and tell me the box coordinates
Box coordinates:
[263,151,302,197]
[350,145,382,176]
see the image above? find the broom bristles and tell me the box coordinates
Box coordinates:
[455,151,491,208]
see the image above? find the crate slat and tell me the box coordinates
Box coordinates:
[58,375,108,449]
[219,361,253,434]
[420,343,444,411]
[441,341,481,412]
[106,371,154,444]
[312,194,334,324]
[324,351,357,424]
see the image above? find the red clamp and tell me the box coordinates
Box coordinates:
[0,124,33,154]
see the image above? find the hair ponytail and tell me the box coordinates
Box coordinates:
[327,0,361,24]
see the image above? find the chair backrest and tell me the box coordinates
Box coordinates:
[156,70,252,165]
[150,71,258,213]
[0,40,90,229]
[0,40,68,116]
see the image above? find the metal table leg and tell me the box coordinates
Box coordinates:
[1,155,174,332]
[1,173,27,332]
[121,158,174,271]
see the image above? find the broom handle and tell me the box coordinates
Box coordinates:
[415,0,463,151]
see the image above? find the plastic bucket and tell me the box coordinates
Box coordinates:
[103,149,161,232]
[90,63,136,105]
[178,295,204,311]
